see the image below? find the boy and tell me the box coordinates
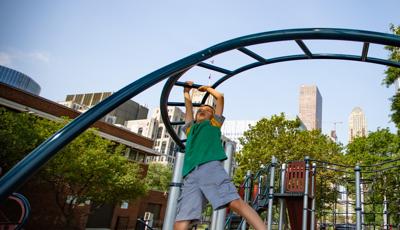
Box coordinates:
[174,81,266,230]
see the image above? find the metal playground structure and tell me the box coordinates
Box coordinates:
[1,28,400,229]
[222,155,400,230]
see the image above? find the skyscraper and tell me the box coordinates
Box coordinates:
[348,107,367,142]
[299,85,323,130]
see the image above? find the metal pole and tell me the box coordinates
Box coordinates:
[278,163,287,230]
[302,156,310,230]
[383,194,388,230]
[346,184,349,226]
[210,211,218,230]
[360,180,365,229]
[310,163,316,230]
[334,184,337,227]
[213,141,236,230]
[355,165,362,230]
[241,170,252,230]
[162,151,184,230]
[267,156,277,230]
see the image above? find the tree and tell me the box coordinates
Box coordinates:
[344,128,400,225]
[383,25,400,130]
[0,108,147,229]
[235,113,344,218]
[145,162,172,192]
[235,113,343,183]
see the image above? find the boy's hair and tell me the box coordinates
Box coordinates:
[200,104,215,113]
[194,104,215,122]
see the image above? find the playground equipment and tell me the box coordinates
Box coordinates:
[223,156,400,230]
[0,193,30,230]
[1,28,400,229]
[0,169,31,230]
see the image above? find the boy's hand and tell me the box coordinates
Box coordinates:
[198,85,211,92]
[184,81,193,93]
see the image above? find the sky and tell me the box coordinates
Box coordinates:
[0,0,399,145]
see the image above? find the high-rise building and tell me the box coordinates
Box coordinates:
[299,85,322,130]
[348,107,367,142]
[59,92,148,125]
[126,106,186,165]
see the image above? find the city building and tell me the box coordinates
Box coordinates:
[125,106,186,165]
[151,107,185,164]
[348,107,367,142]
[395,78,400,92]
[0,83,166,230]
[190,88,217,108]
[60,92,148,125]
[299,85,323,130]
[0,65,41,95]
[125,118,159,141]
[221,120,257,151]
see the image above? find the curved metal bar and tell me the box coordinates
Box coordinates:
[8,193,31,230]
[315,166,353,174]
[200,53,400,109]
[362,165,400,173]
[160,72,188,149]
[310,158,354,168]
[1,28,400,203]
[212,54,400,90]
[164,53,400,150]
[359,157,400,168]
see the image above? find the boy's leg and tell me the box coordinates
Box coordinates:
[229,198,267,230]
[174,220,190,230]
[175,169,206,229]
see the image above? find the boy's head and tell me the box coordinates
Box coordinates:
[195,104,215,122]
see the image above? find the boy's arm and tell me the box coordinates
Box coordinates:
[184,81,194,123]
[198,86,224,116]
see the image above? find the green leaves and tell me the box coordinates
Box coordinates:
[0,107,147,227]
[235,113,342,184]
[145,162,172,192]
[345,128,400,224]
[384,25,400,130]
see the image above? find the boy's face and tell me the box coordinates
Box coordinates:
[196,106,214,122]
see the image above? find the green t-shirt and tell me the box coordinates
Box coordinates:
[182,115,227,177]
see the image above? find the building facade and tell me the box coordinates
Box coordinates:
[0,65,41,95]
[0,83,166,230]
[348,107,367,142]
[150,107,185,164]
[299,85,323,130]
[190,88,217,108]
[125,118,159,141]
[60,92,148,125]
[221,120,257,151]
[125,107,186,165]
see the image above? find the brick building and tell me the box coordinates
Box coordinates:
[0,83,167,229]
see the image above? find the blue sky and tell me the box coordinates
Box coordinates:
[0,0,399,145]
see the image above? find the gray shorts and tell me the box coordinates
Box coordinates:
[175,161,240,222]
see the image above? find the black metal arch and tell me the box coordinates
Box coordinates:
[160,28,400,150]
